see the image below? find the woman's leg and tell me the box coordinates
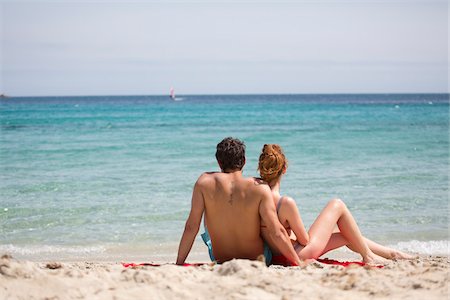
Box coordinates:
[321,233,414,259]
[297,198,379,263]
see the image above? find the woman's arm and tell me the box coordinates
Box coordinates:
[284,197,309,246]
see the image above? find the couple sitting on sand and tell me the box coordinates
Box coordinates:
[176,137,412,266]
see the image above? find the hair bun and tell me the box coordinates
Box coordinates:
[258,144,288,183]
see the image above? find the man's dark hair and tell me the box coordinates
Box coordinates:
[215,137,246,172]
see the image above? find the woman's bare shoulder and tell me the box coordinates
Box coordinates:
[282,196,300,209]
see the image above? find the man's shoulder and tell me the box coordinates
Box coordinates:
[195,172,220,186]
[249,176,267,186]
[247,177,271,194]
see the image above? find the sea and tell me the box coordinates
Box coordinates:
[0,94,448,262]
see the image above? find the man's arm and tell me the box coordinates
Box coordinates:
[176,177,205,265]
[259,189,301,266]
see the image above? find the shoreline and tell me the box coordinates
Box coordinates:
[1,239,448,263]
[0,242,211,263]
[1,254,448,299]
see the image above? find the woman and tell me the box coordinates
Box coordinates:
[258,144,413,264]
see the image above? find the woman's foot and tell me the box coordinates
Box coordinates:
[389,250,416,260]
[363,251,387,265]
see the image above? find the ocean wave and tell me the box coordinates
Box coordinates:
[388,240,449,256]
[0,244,106,256]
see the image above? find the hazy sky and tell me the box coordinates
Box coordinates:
[1,0,448,96]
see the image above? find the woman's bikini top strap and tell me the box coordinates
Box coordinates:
[276,196,284,213]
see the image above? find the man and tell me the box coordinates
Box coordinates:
[176,137,300,266]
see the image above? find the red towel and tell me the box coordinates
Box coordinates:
[122,258,383,268]
[271,255,383,268]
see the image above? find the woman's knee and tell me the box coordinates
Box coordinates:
[328,198,346,210]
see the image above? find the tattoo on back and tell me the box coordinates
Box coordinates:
[229,181,234,205]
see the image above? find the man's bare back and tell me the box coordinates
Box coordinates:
[198,171,267,262]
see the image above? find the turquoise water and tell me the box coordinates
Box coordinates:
[0,94,448,260]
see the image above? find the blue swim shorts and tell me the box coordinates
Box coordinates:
[201,229,272,266]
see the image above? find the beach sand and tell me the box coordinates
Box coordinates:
[0,254,448,300]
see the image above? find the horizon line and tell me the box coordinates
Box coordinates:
[2,92,449,99]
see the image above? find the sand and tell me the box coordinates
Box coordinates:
[0,254,448,300]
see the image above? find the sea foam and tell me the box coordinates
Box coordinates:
[0,244,106,257]
[389,240,449,256]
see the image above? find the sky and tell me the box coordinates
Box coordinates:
[0,0,448,96]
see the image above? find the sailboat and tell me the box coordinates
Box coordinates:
[169,87,183,101]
